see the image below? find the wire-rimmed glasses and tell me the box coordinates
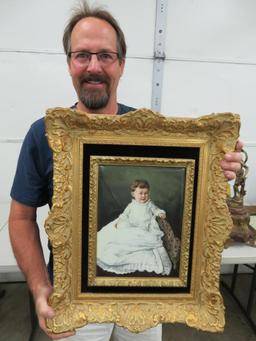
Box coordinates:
[68,50,119,67]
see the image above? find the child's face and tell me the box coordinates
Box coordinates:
[132,187,149,203]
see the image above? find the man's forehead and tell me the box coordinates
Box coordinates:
[70,17,117,50]
[72,17,116,38]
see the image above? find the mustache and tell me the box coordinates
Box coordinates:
[79,74,110,85]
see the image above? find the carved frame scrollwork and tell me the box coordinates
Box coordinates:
[44,108,240,334]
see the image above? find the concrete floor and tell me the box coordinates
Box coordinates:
[0,275,255,341]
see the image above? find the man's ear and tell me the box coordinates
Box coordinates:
[120,58,125,76]
[67,59,72,76]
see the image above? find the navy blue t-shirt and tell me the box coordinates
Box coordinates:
[11,103,135,206]
[10,103,135,280]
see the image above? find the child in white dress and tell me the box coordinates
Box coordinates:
[97,180,172,275]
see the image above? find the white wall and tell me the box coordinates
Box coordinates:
[1,0,255,274]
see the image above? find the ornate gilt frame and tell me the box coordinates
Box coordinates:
[44,108,240,334]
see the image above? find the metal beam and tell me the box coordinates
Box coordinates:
[151,0,168,112]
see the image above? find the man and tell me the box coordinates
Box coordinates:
[9,2,242,341]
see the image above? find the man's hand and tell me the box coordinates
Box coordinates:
[221,140,244,180]
[34,285,75,340]
[9,200,76,339]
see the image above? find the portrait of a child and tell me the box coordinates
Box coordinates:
[97,179,173,276]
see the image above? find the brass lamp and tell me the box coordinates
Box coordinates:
[226,150,256,247]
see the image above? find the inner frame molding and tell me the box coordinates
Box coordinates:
[44,108,240,334]
[87,156,195,289]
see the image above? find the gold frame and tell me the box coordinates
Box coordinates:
[45,108,240,334]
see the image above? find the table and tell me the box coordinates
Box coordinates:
[221,243,256,333]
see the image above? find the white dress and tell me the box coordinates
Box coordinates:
[97,199,172,275]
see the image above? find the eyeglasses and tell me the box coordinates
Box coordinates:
[68,50,119,67]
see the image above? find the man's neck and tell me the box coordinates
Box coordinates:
[76,101,118,115]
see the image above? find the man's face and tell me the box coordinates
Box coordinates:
[68,17,125,112]
[132,187,150,204]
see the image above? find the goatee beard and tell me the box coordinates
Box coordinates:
[79,74,110,110]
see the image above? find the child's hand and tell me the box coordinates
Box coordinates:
[158,212,166,219]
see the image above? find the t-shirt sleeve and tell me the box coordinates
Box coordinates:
[10,119,53,207]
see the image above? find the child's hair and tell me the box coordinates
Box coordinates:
[130,179,150,193]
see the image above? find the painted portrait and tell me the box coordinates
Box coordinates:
[96,165,184,278]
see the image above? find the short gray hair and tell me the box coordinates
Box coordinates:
[63,1,126,63]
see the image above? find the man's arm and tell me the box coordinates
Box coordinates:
[8,199,75,340]
[9,200,50,296]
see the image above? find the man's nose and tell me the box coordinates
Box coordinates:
[86,55,103,72]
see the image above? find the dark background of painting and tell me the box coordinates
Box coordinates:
[98,165,185,240]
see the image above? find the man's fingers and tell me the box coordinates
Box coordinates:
[35,294,55,319]
[38,312,75,340]
[221,140,245,181]
[222,170,236,181]
[50,331,76,340]
[235,139,244,152]
[32,285,75,339]
[37,304,55,336]
[220,160,241,172]
[223,152,242,163]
